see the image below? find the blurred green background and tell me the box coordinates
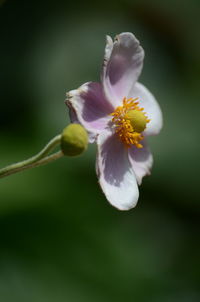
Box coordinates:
[0,0,200,301]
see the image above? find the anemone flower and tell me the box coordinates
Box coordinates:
[66,32,163,210]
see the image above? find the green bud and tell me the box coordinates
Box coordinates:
[61,124,88,156]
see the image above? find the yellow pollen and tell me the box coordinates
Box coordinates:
[110,97,150,148]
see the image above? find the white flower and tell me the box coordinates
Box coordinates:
[66,32,163,210]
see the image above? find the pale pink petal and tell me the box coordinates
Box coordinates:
[128,140,153,185]
[96,129,139,210]
[68,106,79,123]
[102,33,144,108]
[66,82,113,142]
[68,105,98,143]
[129,82,163,136]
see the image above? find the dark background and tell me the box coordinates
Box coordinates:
[0,0,199,301]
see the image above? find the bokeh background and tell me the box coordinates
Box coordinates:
[0,0,200,301]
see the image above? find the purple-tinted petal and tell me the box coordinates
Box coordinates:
[129,82,163,136]
[102,33,144,108]
[66,82,113,143]
[69,108,97,143]
[96,129,139,210]
[128,139,153,185]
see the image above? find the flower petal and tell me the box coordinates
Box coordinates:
[96,129,139,210]
[66,82,113,142]
[102,33,144,107]
[128,140,153,185]
[68,107,97,143]
[129,82,163,136]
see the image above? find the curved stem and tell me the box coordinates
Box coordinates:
[0,134,62,179]
[0,151,64,179]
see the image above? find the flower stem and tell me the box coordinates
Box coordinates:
[0,134,62,179]
[0,151,64,179]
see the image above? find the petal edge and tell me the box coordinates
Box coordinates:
[102,32,145,108]
[96,129,139,210]
[128,140,153,185]
[66,82,112,143]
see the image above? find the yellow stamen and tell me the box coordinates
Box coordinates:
[110,97,150,148]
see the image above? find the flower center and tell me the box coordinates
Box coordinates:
[110,97,150,148]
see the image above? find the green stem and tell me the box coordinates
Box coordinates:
[0,151,64,179]
[0,134,62,179]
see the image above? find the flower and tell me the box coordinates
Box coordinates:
[66,32,163,210]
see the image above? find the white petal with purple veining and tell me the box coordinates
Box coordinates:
[102,33,144,108]
[128,140,153,185]
[96,129,139,210]
[128,82,163,136]
[66,82,113,142]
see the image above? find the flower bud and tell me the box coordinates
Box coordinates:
[61,124,88,156]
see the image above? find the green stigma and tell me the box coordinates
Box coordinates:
[126,110,147,133]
